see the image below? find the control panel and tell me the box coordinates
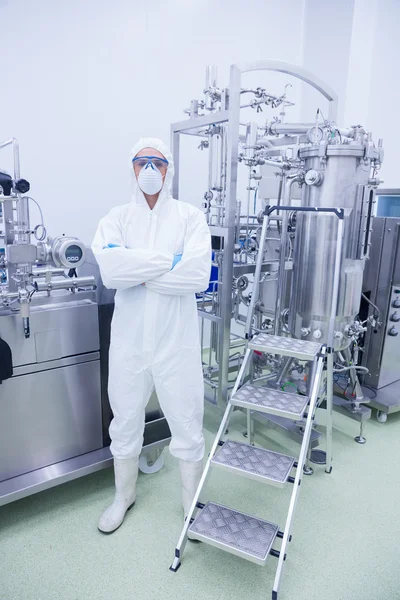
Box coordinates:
[379,285,400,387]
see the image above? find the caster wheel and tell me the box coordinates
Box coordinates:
[376,411,388,423]
[139,451,164,474]
[303,465,314,476]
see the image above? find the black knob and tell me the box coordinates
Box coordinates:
[388,327,398,337]
[15,179,30,194]
[0,171,13,196]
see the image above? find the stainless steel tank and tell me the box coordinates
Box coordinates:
[289,144,374,351]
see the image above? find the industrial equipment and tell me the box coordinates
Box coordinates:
[0,139,170,506]
[361,209,400,421]
[170,60,383,600]
[171,60,383,449]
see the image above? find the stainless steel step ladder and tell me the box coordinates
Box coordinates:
[170,334,326,600]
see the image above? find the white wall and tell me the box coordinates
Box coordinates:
[344,0,400,187]
[0,0,305,244]
[300,0,355,124]
[299,0,399,188]
[1,0,399,244]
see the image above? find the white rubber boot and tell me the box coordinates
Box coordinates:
[179,459,203,520]
[98,456,139,533]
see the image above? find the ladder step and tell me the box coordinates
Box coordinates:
[249,333,321,361]
[188,502,279,566]
[211,440,295,487]
[231,384,309,420]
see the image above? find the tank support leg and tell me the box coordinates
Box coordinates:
[325,351,333,473]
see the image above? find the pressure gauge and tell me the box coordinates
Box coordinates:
[49,236,86,269]
[307,126,323,144]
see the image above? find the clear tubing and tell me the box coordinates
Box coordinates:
[0,138,20,180]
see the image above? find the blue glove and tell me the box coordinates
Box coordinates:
[103,243,121,249]
[171,254,183,269]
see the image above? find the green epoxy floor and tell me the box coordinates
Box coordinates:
[1,407,399,600]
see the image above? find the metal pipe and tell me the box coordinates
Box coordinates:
[275,357,294,387]
[217,63,241,407]
[274,210,289,336]
[361,292,380,320]
[245,122,258,247]
[34,276,95,292]
[205,64,217,91]
[276,173,284,235]
[326,351,334,473]
[245,169,252,255]
[274,177,301,335]
[247,409,254,445]
[205,65,218,111]
[327,218,344,348]
[244,213,270,338]
[269,122,315,136]
[32,268,66,277]
[259,158,291,170]
[219,127,227,217]
[324,216,345,473]
[235,59,338,121]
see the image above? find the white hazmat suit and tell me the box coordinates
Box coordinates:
[92,138,211,532]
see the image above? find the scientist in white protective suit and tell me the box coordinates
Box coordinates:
[92,138,211,534]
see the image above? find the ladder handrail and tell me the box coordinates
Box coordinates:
[272,346,326,598]
[171,340,328,600]
[245,204,345,341]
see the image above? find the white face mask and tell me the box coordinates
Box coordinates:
[137,164,163,195]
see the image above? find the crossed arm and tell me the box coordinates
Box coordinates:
[92,209,211,294]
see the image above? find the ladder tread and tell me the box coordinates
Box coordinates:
[249,333,321,360]
[212,440,295,487]
[189,501,279,565]
[231,384,309,420]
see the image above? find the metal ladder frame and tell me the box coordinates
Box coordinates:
[170,344,326,598]
[170,207,343,597]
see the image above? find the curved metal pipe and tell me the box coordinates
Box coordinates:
[233,59,338,121]
[259,158,291,170]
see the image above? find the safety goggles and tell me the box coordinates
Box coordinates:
[132,156,169,170]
